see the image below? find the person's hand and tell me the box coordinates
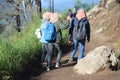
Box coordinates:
[68,40,72,45]
[87,38,90,43]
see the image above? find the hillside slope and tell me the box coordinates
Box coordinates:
[87,0,120,52]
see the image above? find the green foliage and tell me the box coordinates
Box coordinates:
[0,15,42,80]
[75,0,95,12]
[0,13,69,79]
[60,10,68,20]
[116,0,120,3]
[75,0,82,10]
[84,3,95,12]
[62,29,69,44]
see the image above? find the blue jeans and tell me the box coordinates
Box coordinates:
[70,39,85,62]
[53,43,62,65]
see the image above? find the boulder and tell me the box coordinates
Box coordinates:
[74,46,119,75]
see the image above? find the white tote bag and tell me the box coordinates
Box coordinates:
[35,28,41,39]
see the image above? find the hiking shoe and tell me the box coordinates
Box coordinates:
[46,67,50,71]
[55,64,60,68]
[55,62,60,68]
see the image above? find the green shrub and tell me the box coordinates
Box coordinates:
[0,13,69,79]
[116,0,120,3]
[60,10,68,20]
[0,15,42,80]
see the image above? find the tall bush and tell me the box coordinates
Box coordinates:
[116,0,120,3]
[0,15,42,80]
[0,13,70,79]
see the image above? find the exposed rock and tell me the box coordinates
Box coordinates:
[74,46,119,75]
[95,27,107,34]
[87,0,116,19]
[95,28,104,34]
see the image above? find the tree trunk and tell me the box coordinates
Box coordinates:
[39,0,42,13]
[49,0,52,12]
[16,4,21,32]
[36,0,42,17]
[52,0,54,13]
[39,0,42,17]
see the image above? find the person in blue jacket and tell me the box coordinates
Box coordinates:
[40,12,53,71]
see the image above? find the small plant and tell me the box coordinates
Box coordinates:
[0,14,42,80]
[0,12,69,79]
[116,0,120,3]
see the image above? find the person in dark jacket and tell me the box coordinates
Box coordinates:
[50,13,69,68]
[68,9,90,63]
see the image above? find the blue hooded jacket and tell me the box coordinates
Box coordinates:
[39,19,49,43]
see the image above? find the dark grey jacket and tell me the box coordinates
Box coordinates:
[69,17,90,41]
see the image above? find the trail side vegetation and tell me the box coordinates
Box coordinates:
[75,0,95,12]
[116,0,120,3]
[0,12,69,80]
[0,14,42,80]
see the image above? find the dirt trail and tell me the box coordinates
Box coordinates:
[29,28,120,80]
[29,1,120,79]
